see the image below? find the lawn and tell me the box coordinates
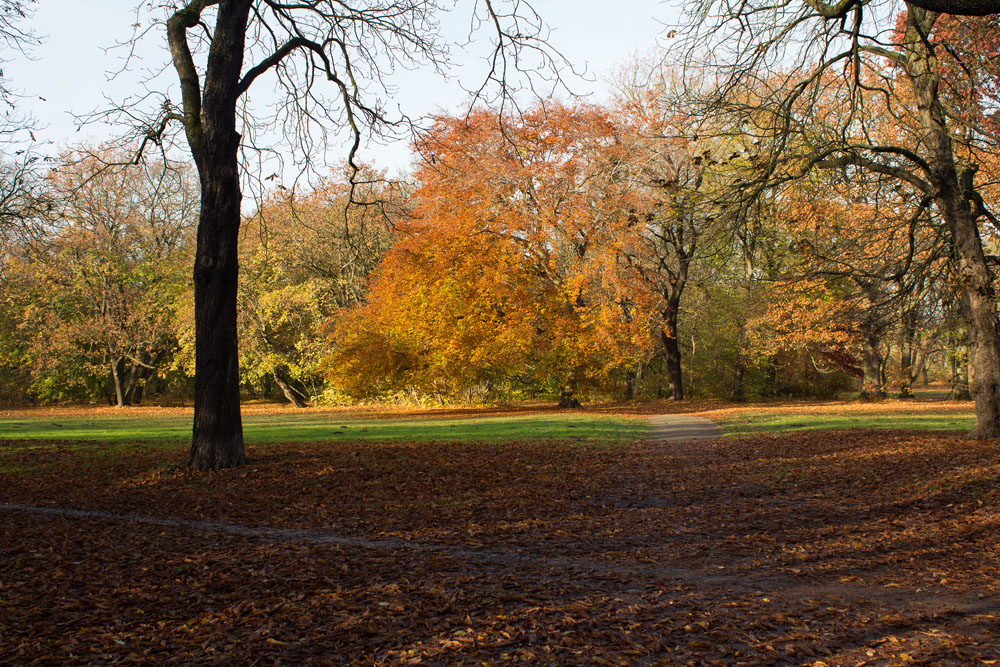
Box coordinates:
[0,405,650,448]
[702,398,976,435]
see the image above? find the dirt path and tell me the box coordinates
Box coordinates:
[645,413,723,442]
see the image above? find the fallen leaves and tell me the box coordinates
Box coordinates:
[1,428,999,664]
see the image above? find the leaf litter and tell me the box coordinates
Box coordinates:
[1,429,999,664]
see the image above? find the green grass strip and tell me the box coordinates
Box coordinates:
[715,411,975,435]
[0,412,649,448]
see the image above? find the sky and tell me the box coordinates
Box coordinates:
[6,1,680,179]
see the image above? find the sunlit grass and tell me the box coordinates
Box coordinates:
[705,399,976,435]
[0,409,650,450]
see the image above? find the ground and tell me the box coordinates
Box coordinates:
[1,398,998,664]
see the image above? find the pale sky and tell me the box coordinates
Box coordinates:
[7,1,678,178]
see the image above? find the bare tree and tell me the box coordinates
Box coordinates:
[613,62,748,401]
[674,1,1000,437]
[0,0,36,107]
[0,1,45,264]
[112,1,564,469]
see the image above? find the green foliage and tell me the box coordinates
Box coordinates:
[233,169,400,405]
[1,149,197,405]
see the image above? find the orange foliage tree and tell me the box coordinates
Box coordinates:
[324,104,654,403]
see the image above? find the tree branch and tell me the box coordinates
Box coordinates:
[905,0,1000,16]
[166,0,218,154]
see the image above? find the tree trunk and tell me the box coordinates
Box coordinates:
[906,7,1000,437]
[732,357,746,402]
[859,332,885,401]
[660,301,684,400]
[558,385,582,409]
[273,365,308,408]
[174,1,253,470]
[110,357,127,408]
[187,163,247,469]
[952,343,972,400]
[898,305,917,398]
[132,382,145,406]
[122,359,142,406]
[623,370,636,401]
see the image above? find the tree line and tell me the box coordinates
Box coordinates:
[0,1,998,468]
[2,32,994,411]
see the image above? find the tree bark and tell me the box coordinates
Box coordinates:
[110,357,127,408]
[187,160,246,469]
[660,323,684,401]
[952,342,973,400]
[732,357,746,402]
[173,1,253,470]
[898,305,918,398]
[905,7,1000,437]
[623,370,636,401]
[859,330,886,400]
[905,0,1000,16]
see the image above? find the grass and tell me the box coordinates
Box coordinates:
[0,389,979,455]
[704,398,976,436]
[0,407,650,450]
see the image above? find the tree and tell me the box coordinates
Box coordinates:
[0,0,36,109]
[830,0,1000,17]
[236,168,399,406]
[327,104,651,403]
[5,148,196,405]
[0,0,43,247]
[613,68,738,401]
[131,0,563,469]
[676,2,1000,437]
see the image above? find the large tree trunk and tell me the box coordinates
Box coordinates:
[906,7,1000,437]
[944,202,1000,435]
[660,318,684,401]
[178,1,253,470]
[187,160,247,469]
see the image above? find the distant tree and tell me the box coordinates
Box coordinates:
[327,105,651,404]
[7,148,196,405]
[613,66,738,401]
[236,169,400,406]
